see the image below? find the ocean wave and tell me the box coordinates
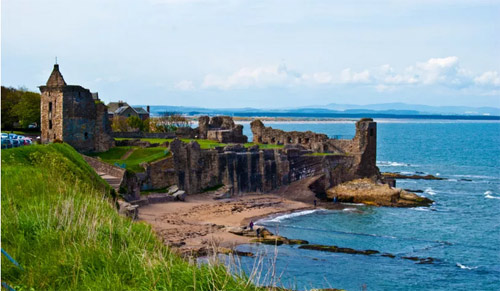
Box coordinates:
[342,208,357,212]
[424,187,437,195]
[484,190,493,195]
[485,195,500,200]
[412,207,431,212]
[260,209,323,223]
[456,263,478,270]
[377,161,411,167]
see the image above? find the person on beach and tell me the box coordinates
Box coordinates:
[333,196,338,203]
[256,228,260,238]
[314,199,317,208]
[249,221,254,231]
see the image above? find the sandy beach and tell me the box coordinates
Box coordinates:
[139,192,314,255]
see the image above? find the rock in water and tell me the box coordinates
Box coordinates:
[326,178,433,207]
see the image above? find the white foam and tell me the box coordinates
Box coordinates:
[424,188,437,195]
[377,161,411,167]
[456,263,478,270]
[412,207,431,212]
[485,195,500,200]
[261,209,322,223]
[484,190,493,195]
[342,203,365,206]
[342,208,357,212]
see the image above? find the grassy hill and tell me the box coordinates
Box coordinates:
[1,143,257,290]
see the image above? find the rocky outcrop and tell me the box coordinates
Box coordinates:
[326,178,433,207]
[382,172,444,180]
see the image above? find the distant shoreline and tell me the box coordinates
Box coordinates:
[147,111,500,121]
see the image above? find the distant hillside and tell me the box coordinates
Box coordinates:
[140,104,500,120]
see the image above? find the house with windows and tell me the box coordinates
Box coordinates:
[107,101,150,120]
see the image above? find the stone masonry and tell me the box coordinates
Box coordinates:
[198,116,247,143]
[169,118,379,195]
[39,64,114,152]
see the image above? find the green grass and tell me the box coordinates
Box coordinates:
[1,143,257,290]
[116,138,284,150]
[243,142,284,149]
[89,146,170,173]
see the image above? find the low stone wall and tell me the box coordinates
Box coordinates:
[112,132,176,139]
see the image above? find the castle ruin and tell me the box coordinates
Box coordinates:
[39,64,114,152]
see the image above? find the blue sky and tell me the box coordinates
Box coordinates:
[2,0,499,108]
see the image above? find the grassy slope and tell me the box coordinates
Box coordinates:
[89,146,170,173]
[1,144,256,290]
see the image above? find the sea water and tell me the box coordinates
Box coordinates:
[233,120,500,290]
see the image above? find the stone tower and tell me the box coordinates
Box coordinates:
[39,64,114,152]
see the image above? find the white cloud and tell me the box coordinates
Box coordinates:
[474,71,500,86]
[196,57,499,94]
[175,80,195,90]
[340,69,372,84]
[202,64,304,89]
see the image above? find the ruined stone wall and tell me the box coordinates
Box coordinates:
[251,118,378,178]
[62,86,97,152]
[94,103,115,152]
[198,116,247,143]
[112,132,177,139]
[141,156,177,190]
[169,140,361,195]
[250,120,329,152]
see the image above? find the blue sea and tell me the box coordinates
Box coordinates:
[233,120,500,290]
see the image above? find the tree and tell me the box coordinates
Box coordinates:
[12,91,41,128]
[127,116,148,132]
[1,86,41,129]
[151,112,191,133]
[111,116,129,132]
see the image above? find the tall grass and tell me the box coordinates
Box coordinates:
[1,144,258,290]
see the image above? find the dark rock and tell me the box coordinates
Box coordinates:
[286,239,309,245]
[299,244,380,256]
[382,172,444,180]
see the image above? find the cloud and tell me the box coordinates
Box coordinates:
[175,80,195,90]
[340,69,371,83]
[202,64,305,89]
[474,71,500,86]
[192,57,499,94]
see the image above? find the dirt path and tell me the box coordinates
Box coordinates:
[120,148,136,160]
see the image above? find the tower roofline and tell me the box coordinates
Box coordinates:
[45,64,67,87]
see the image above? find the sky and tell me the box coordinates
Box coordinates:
[2,0,500,108]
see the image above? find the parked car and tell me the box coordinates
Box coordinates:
[22,137,33,145]
[11,139,20,147]
[1,138,12,149]
[1,133,8,139]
